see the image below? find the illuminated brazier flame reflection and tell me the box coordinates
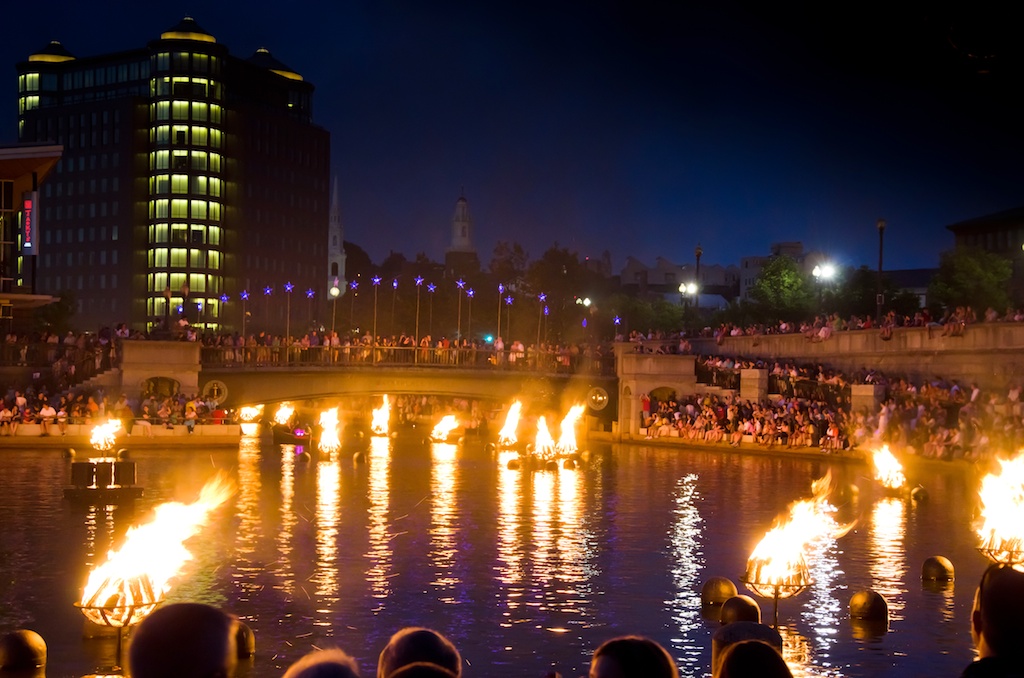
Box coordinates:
[977,455,1024,568]
[77,473,235,628]
[90,420,122,451]
[498,401,522,447]
[371,395,391,436]
[430,415,459,442]
[873,445,907,491]
[742,473,851,626]
[239,405,264,437]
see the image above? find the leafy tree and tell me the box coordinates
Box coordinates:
[34,290,76,334]
[489,241,528,285]
[749,255,813,321]
[928,247,1011,312]
[379,251,407,279]
[343,241,373,278]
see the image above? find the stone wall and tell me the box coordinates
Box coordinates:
[686,324,1024,391]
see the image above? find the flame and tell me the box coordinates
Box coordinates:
[274,402,294,426]
[977,455,1024,568]
[744,473,850,598]
[371,395,391,436]
[498,401,523,447]
[431,415,459,441]
[79,473,235,627]
[318,408,341,453]
[90,419,122,451]
[534,416,556,460]
[238,405,264,422]
[555,404,586,455]
[873,445,906,490]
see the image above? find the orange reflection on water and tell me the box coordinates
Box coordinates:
[430,443,460,597]
[233,438,263,602]
[313,460,340,603]
[556,465,587,584]
[496,451,523,589]
[276,445,298,595]
[531,469,555,580]
[868,497,907,621]
[366,437,393,603]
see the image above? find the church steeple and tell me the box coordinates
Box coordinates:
[449,187,474,253]
[444,188,480,277]
[327,177,346,299]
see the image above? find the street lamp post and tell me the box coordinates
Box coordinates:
[414,276,424,351]
[466,288,474,341]
[371,275,382,358]
[306,288,315,330]
[456,278,466,339]
[427,283,436,336]
[505,294,514,339]
[497,283,505,340]
[695,244,703,313]
[349,280,359,330]
[536,292,547,349]
[240,290,249,349]
[163,285,172,335]
[284,282,294,353]
[876,218,886,323]
[329,278,341,336]
[812,263,835,311]
[390,278,398,337]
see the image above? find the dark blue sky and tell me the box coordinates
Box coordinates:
[4,1,1022,272]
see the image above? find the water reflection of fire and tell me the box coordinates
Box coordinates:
[873,445,906,490]
[371,395,390,436]
[318,408,341,453]
[977,455,1024,568]
[498,401,522,447]
[534,416,556,460]
[90,420,122,451]
[78,473,235,627]
[742,473,851,625]
[430,415,459,442]
[555,404,586,455]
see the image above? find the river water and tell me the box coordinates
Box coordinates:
[0,436,991,677]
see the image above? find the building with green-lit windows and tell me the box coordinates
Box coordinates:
[15,17,329,333]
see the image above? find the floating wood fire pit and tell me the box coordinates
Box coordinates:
[741,554,813,627]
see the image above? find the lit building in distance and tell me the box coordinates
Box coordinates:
[15,17,330,333]
[445,190,480,277]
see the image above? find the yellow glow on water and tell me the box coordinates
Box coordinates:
[532,469,555,580]
[233,438,262,602]
[430,443,460,594]
[366,437,393,601]
[314,460,340,602]
[869,497,907,620]
[496,450,523,592]
[276,446,297,595]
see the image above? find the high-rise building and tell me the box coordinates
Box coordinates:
[15,17,330,334]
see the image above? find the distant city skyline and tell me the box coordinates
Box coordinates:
[2,2,1022,273]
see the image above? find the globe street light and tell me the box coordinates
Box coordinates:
[812,263,835,310]
[329,278,341,337]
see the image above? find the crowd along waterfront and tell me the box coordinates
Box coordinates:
[0,433,997,677]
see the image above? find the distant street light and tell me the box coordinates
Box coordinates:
[329,279,341,336]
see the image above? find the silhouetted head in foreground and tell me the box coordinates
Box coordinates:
[588,635,678,678]
[128,603,237,678]
[284,648,360,678]
[971,563,1024,660]
[384,662,457,678]
[715,640,792,678]
[377,628,461,678]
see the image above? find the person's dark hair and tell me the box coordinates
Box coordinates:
[715,640,791,678]
[975,563,1024,657]
[385,662,457,678]
[377,628,461,678]
[589,635,678,678]
[284,648,360,678]
[127,603,237,678]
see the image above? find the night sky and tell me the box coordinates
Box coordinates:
[3,1,1022,272]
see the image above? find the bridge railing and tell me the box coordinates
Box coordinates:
[200,344,616,375]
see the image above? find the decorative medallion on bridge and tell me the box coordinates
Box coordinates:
[202,380,228,404]
[586,386,609,411]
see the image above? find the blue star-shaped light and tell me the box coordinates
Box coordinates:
[456,278,465,290]
[614,315,621,325]
[306,288,315,299]
[241,290,249,300]
[350,280,359,291]
[427,283,436,293]
[263,286,272,295]
[505,295,513,305]
[372,275,382,286]
[220,294,229,303]
[538,292,547,302]
[467,288,475,298]
[284,282,294,293]
[415,275,424,286]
